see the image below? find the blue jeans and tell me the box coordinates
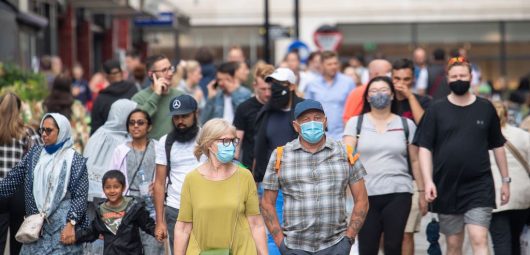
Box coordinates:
[165,205,180,254]
[258,184,284,255]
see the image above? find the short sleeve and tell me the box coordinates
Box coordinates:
[233,104,246,130]
[406,118,417,144]
[155,135,168,166]
[243,170,260,216]
[349,155,367,184]
[487,104,506,149]
[343,116,359,138]
[261,148,280,191]
[177,174,193,222]
[413,106,436,151]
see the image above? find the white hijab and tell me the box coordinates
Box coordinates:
[33,113,75,215]
[84,99,137,200]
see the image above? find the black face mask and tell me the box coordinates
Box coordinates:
[269,82,291,110]
[171,119,199,143]
[449,80,471,96]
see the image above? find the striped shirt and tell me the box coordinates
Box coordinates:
[262,137,366,252]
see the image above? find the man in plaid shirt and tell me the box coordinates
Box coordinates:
[261,99,369,254]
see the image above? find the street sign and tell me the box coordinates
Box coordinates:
[313,25,343,51]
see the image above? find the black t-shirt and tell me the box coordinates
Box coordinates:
[396,94,432,122]
[413,97,506,214]
[233,97,264,169]
[266,110,298,157]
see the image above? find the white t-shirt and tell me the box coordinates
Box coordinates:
[223,94,234,123]
[156,135,201,209]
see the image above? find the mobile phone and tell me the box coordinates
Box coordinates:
[213,80,219,89]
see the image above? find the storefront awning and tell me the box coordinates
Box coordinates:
[70,0,155,17]
[17,11,48,29]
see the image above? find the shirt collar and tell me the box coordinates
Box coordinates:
[292,136,334,153]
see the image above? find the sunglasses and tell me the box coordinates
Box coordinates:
[38,127,55,136]
[128,120,147,126]
[216,138,240,147]
[447,57,468,66]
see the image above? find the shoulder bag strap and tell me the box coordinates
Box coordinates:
[400,117,414,179]
[355,114,364,151]
[128,140,150,190]
[505,140,530,176]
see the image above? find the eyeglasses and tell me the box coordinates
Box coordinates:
[447,57,469,66]
[215,138,240,147]
[152,66,175,74]
[368,88,391,94]
[128,120,147,126]
[38,127,55,136]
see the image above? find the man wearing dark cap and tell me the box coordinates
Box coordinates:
[152,95,201,250]
[261,99,369,255]
[90,59,139,134]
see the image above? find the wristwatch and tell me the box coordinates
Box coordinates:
[67,219,77,226]
[502,177,511,183]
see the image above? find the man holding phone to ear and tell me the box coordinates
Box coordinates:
[132,54,183,139]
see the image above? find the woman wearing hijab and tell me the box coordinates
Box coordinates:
[0,113,89,254]
[84,99,138,201]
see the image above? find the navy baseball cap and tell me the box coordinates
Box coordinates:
[294,99,324,119]
[169,95,198,116]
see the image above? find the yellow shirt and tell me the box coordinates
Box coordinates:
[178,167,260,255]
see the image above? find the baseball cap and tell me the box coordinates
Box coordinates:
[294,99,325,119]
[265,68,296,84]
[169,95,198,116]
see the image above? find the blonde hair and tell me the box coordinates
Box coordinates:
[194,118,237,160]
[492,101,507,127]
[254,63,275,81]
[185,60,200,75]
[0,92,25,144]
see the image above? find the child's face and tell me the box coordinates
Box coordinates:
[103,178,125,204]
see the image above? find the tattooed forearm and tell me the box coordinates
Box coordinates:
[347,180,369,238]
[260,202,283,239]
[347,209,367,237]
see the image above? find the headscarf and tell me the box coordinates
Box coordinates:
[84,99,137,200]
[33,113,75,215]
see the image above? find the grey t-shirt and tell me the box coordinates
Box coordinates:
[343,114,416,196]
[126,141,156,197]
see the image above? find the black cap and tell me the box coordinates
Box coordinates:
[169,95,198,116]
[103,59,122,74]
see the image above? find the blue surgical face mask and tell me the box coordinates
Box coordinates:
[216,142,235,164]
[369,92,392,109]
[299,121,325,144]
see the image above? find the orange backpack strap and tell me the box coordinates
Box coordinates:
[345,145,360,165]
[274,146,284,175]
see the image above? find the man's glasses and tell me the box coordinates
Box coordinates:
[216,138,240,147]
[128,120,147,126]
[38,127,55,136]
[152,66,175,74]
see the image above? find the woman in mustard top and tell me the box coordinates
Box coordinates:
[173,118,268,255]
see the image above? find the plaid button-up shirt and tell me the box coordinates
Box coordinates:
[0,127,41,180]
[262,137,366,252]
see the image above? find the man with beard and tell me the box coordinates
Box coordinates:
[253,67,304,254]
[152,95,201,250]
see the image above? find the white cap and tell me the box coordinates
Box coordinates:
[265,68,296,84]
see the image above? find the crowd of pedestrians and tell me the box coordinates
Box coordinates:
[0,45,529,255]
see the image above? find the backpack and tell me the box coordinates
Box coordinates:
[274,143,360,176]
[355,114,413,178]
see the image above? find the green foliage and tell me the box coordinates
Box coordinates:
[0,62,48,101]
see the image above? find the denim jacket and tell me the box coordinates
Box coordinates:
[200,86,252,124]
